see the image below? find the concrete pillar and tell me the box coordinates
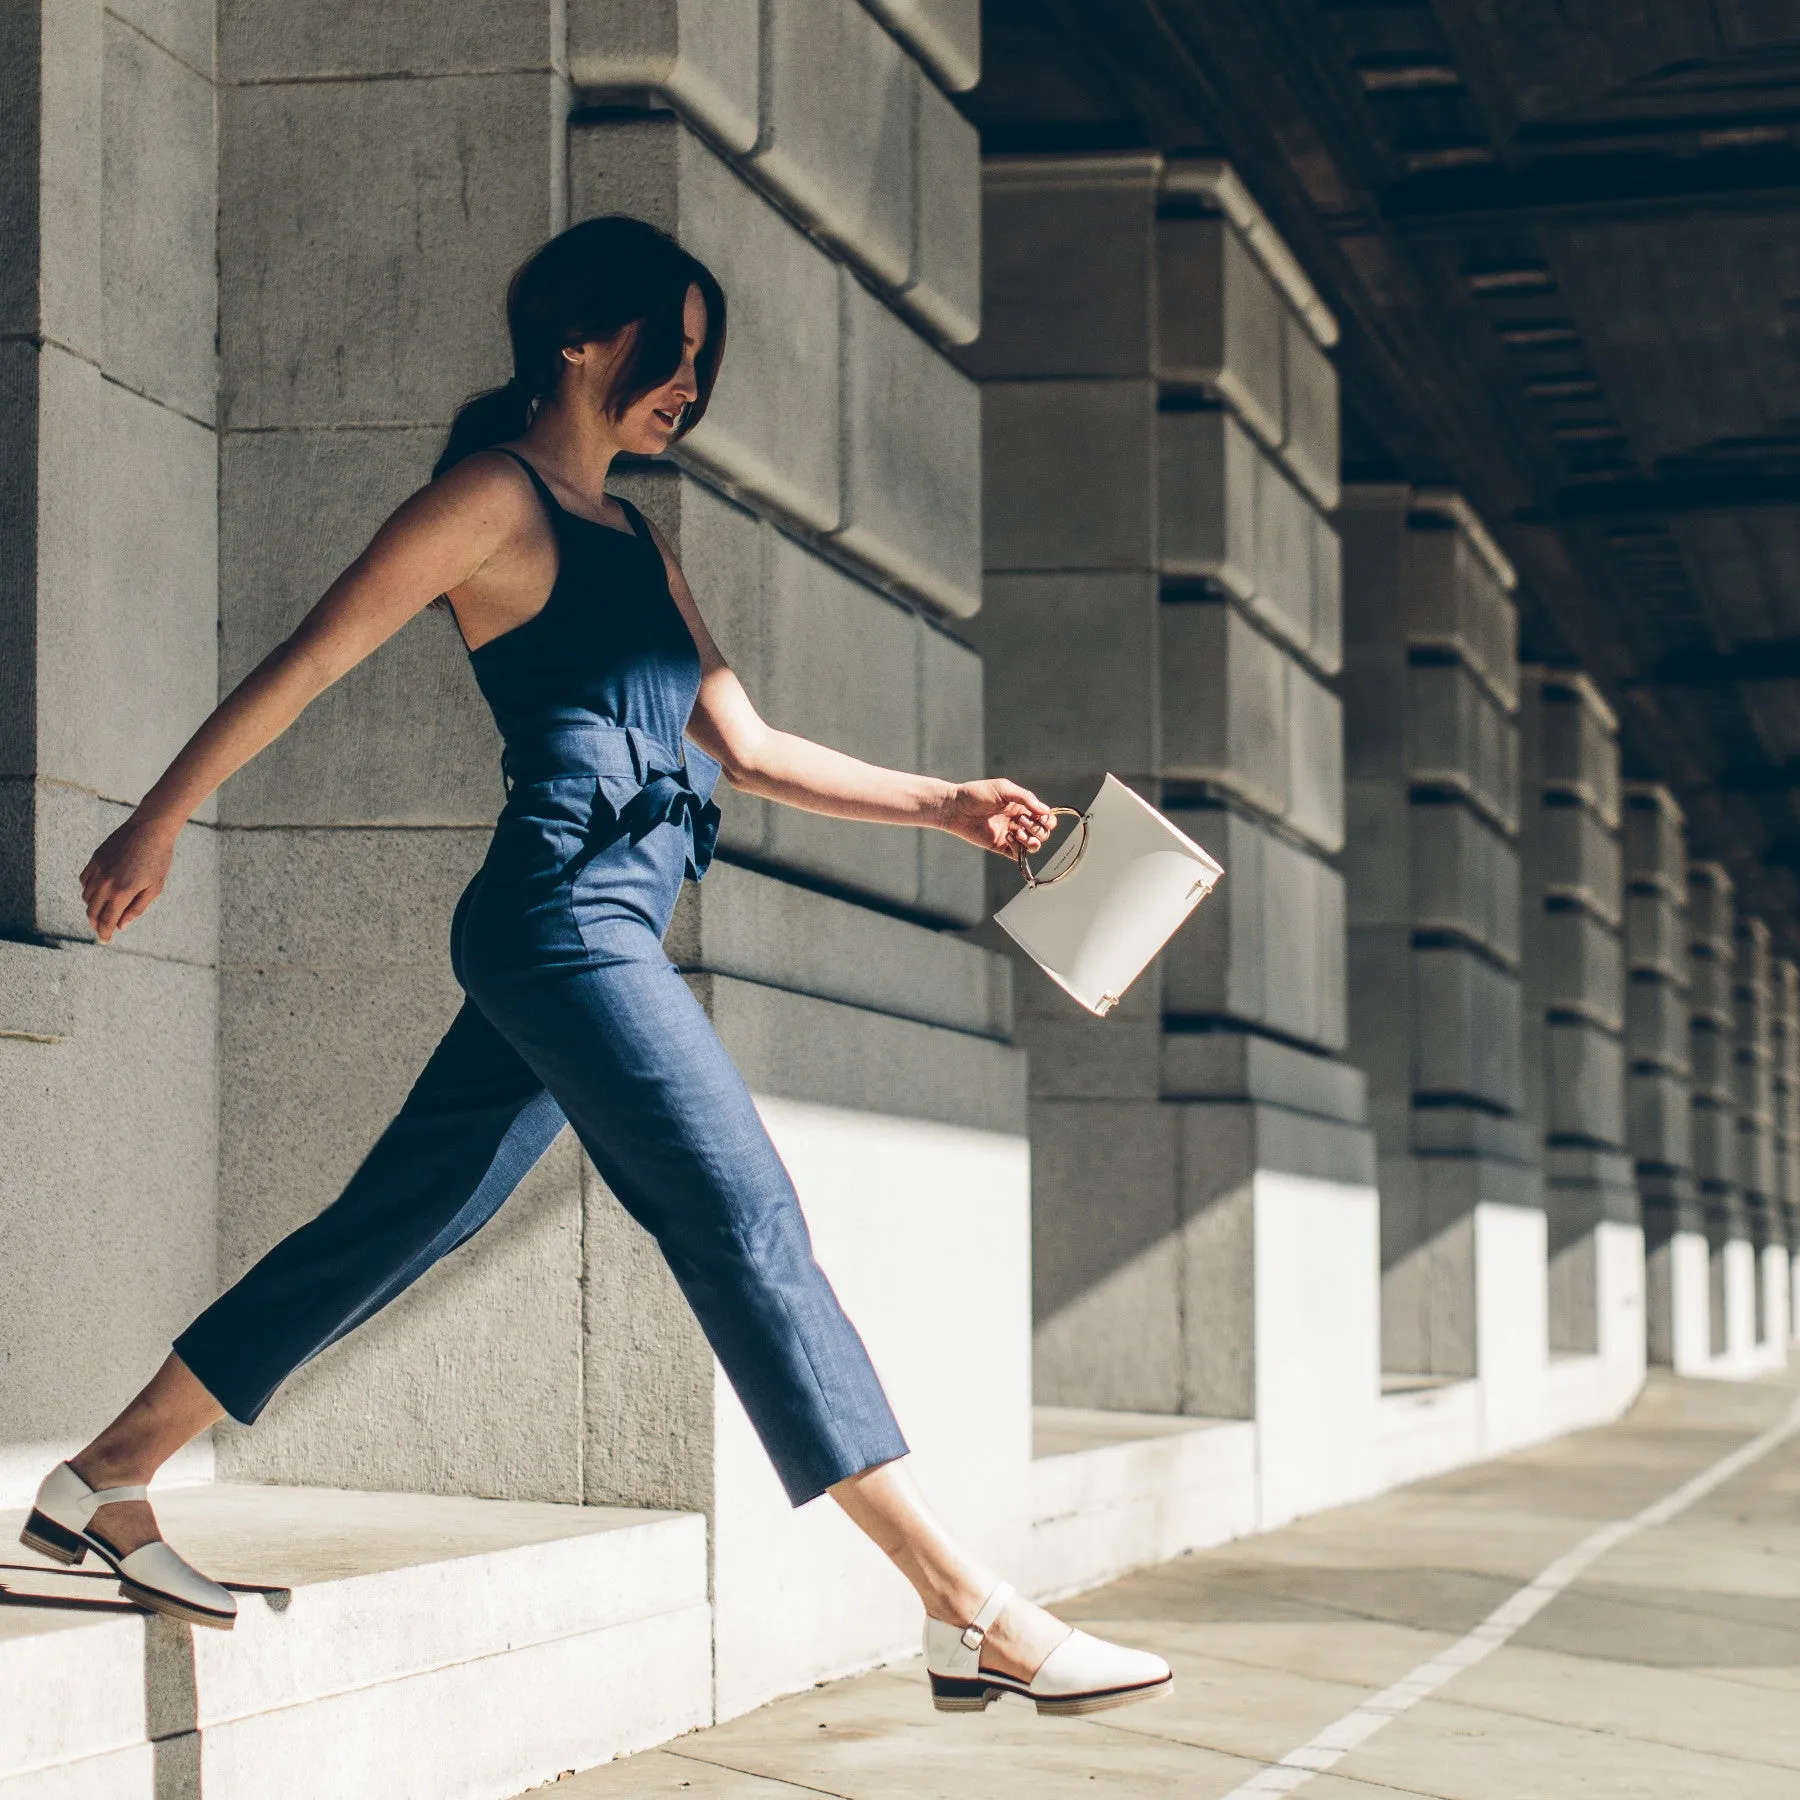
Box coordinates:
[1688,862,1755,1367]
[0,0,220,1500]
[969,151,1381,1529]
[1518,671,1642,1383]
[212,0,1026,1721]
[1624,785,1706,1370]
[1339,488,1545,1435]
[1733,918,1790,1361]
[1773,960,1800,1342]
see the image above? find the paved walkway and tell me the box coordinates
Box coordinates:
[528,1366,1800,1798]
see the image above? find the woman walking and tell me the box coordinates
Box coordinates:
[24,217,1171,1717]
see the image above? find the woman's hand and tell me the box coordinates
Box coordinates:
[80,813,180,944]
[938,779,1059,858]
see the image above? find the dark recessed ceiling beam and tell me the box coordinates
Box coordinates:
[1539,469,1800,519]
[1631,640,1800,686]
[1383,144,1800,225]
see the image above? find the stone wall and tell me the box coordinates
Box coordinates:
[0,0,220,1501]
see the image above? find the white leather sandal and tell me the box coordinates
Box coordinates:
[20,1462,237,1629]
[922,1580,1171,1715]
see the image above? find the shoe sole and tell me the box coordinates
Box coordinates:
[929,1673,1173,1716]
[21,1510,235,1629]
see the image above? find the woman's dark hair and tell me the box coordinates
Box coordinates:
[433,215,726,479]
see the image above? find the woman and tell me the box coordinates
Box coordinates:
[23,217,1171,1718]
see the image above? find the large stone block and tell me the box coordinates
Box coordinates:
[983,379,1157,572]
[861,0,980,91]
[1158,213,1285,447]
[572,118,843,534]
[666,860,1007,1037]
[1159,406,1257,597]
[1285,654,1345,855]
[220,73,556,428]
[1690,1017,1735,1102]
[1161,1030,1367,1124]
[1159,599,1286,816]
[102,15,215,422]
[835,274,981,616]
[1281,308,1340,511]
[1163,808,1347,1051]
[1740,1114,1777,1200]
[566,0,761,154]
[1400,518,1519,712]
[117,0,214,73]
[975,574,1159,779]
[1623,782,1685,894]
[1252,437,1323,664]
[903,69,981,347]
[1626,884,1688,982]
[1690,944,1733,1025]
[1735,914,1773,1002]
[1736,1044,1774,1126]
[1545,1017,1626,1147]
[759,535,921,907]
[1536,798,1622,926]
[917,620,986,925]
[1412,944,1523,1113]
[1688,861,1734,952]
[1627,970,1690,1072]
[1030,1098,1181,1413]
[1541,905,1625,1031]
[1630,1066,1692,1169]
[1530,671,1620,828]
[225,0,559,81]
[1312,507,1344,678]
[1344,781,1410,928]
[1410,798,1521,967]
[1409,661,1519,833]
[217,426,502,827]
[750,0,913,289]
[39,373,218,810]
[968,155,1158,381]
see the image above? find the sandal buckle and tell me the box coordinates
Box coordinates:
[960,1623,985,1653]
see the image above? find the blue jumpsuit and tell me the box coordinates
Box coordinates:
[174,450,910,1506]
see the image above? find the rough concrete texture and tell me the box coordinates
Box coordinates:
[1162,1030,1369,1121]
[34,347,220,816]
[1159,598,1287,811]
[1163,807,1349,1052]
[567,0,761,153]
[218,426,503,826]
[1413,943,1526,1112]
[223,0,560,81]
[1691,944,1734,1024]
[1533,672,1622,827]
[1410,799,1522,964]
[1631,1065,1694,1166]
[667,860,1010,1038]
[1624,780,1687,891]
[965,157,1159,380]
[1281,303,1341,509]
[0,946,218,1466]
[1536,800,1625,926]
[1689,860,1735,949]
[574,118,844,535]
[1627,968,1692,1072]
[752,0,913,287]
[1627,883,1689,981]
[1541,906,1626,1030]
[102,12,215,421]
[975,573,1161,779]
[1400,520,1520,712]
[1409,660,1521,834]
[219,73,555,429]
[904,70,981,345]
[835,272,982,616]
[1545,1017,1628,1145]
[861,0,980,92]
[983,379,1157,572]
[1160,405,1259,596]
[1159,213,1286,446]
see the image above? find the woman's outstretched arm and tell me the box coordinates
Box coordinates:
[653,526,1058,860]
[80,459,528,942]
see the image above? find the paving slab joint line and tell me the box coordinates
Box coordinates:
[1215,1391,1800,1798]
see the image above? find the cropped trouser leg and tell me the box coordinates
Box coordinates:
[174,997,569,1425]
[175,933,908,1507]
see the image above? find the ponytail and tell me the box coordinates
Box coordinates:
[433,375,536,479]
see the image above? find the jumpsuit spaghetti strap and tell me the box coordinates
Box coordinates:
[173,449,910,1505]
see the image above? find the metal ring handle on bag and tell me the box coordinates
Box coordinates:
[1014,807,1089,889]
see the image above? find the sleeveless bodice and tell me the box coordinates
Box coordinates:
[463,449,721,883]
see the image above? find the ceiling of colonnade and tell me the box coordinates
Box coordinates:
[969,0,1800,949]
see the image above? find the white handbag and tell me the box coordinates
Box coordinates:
[994,774,1224,1018]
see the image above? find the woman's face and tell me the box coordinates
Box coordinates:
[590,284,709,456]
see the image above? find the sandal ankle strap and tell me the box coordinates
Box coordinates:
[959,1579,1015,1653]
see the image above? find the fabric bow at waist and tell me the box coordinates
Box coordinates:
[502,722,723,881]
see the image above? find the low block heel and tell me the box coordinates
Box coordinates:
[929,1673,999,1713]
[20,1508,87,1566]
